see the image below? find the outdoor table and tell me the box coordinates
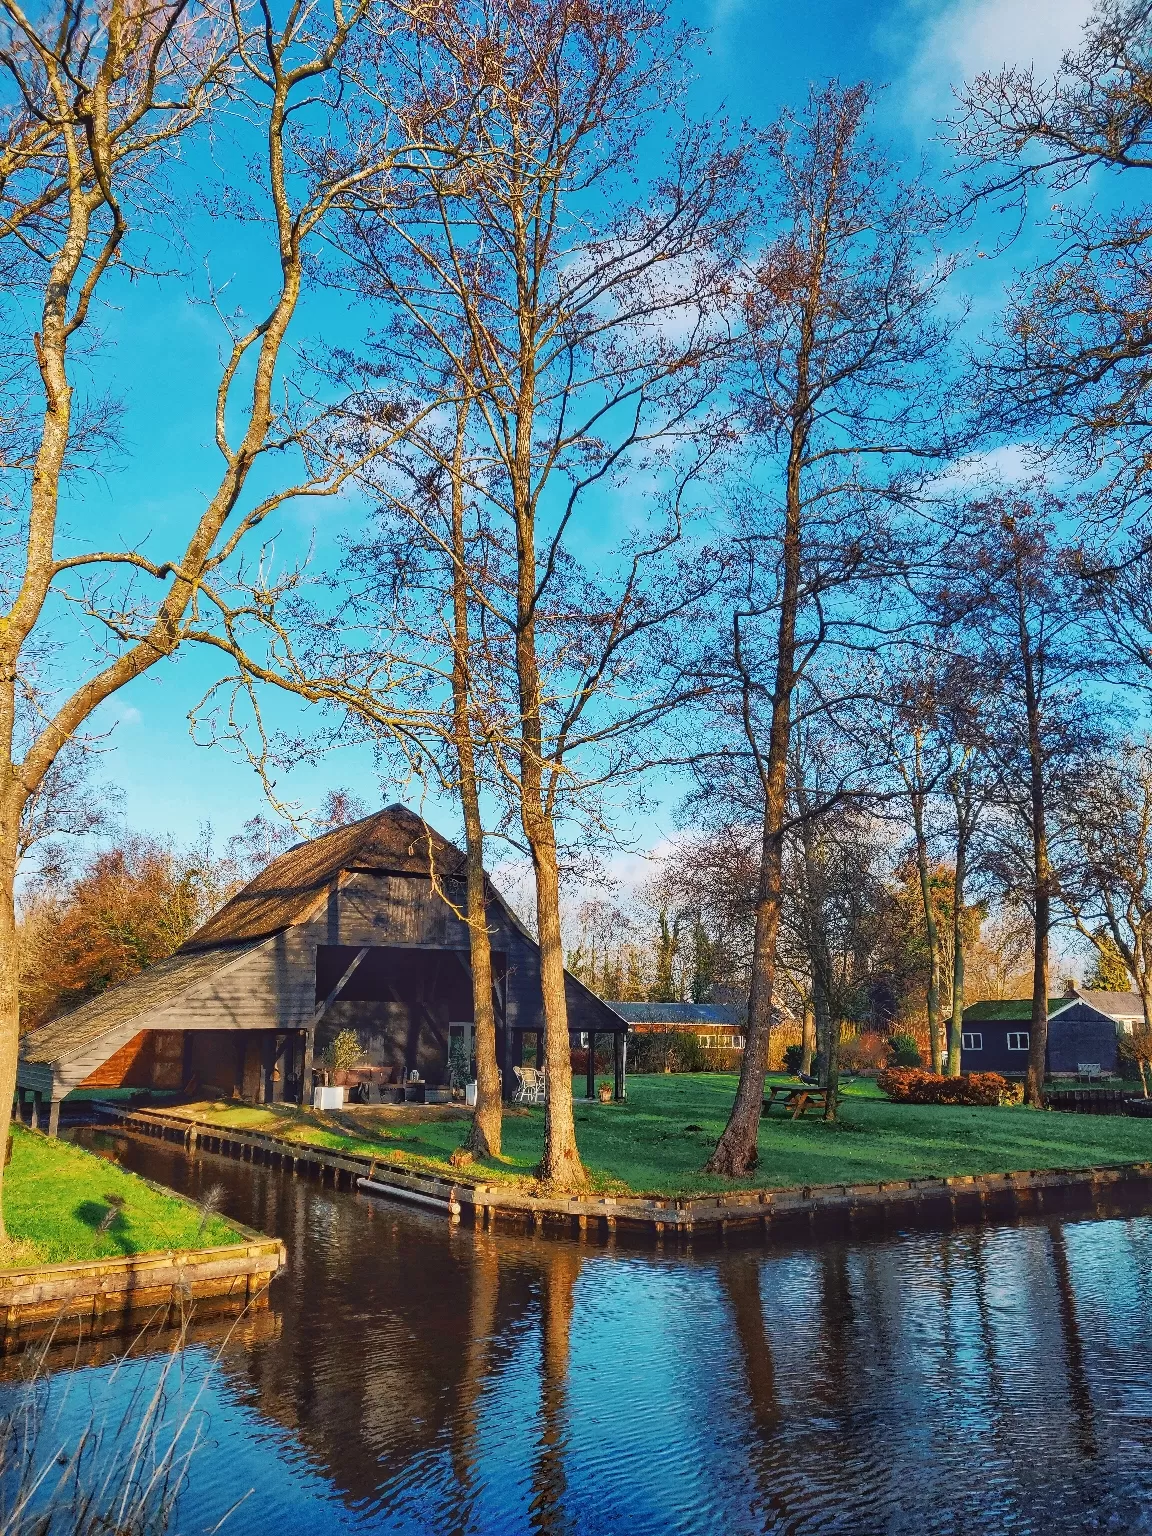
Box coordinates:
[762,1084,829,1120]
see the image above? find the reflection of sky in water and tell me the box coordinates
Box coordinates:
[15,1128,1152,1535]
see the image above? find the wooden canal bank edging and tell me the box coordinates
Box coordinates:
[0,1236,286,1349]
[93,1103,1152,1247]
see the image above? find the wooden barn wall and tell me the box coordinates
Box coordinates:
[320,1000,446,1082]
[78,1029,184,1089]
[44,868,625,1093]
[1048,1008,1118,1074]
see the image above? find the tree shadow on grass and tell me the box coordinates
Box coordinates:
[75,1197,132,1255]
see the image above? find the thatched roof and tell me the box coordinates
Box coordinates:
[183,803,466,951]
[21,804,468,1070]
[20,942,264,1065]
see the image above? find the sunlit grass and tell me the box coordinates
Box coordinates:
[165,1074,1152,1198]
[3,1126,242,1264]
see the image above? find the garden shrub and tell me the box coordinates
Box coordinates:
[878,1067,1020,1107]
[783,1044,805,1075]
[887,1032,923,1068]
[838,1034,890,1073]
[628,1030,712,1073]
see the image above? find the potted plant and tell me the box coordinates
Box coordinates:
[314,1029,363,1110]
[597,1081,612,1103]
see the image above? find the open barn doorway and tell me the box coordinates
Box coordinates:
[313,945,507,1089]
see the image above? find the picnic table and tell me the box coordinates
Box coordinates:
[762,1083,830,1120]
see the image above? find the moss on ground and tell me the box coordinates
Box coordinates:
[165,1074,1152,1198]
[2,1126,242,1266]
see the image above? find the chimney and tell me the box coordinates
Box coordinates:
[1063,978,1077,997]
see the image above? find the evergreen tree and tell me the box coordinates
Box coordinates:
[690,915,715,1003]
[650,911,681,1002]
[1086,930,1133,991]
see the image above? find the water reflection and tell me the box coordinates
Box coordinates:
[24,1127,1152,1535]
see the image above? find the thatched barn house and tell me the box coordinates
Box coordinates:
[17,804,627,1131]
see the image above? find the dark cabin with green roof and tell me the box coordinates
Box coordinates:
[956,996,1120,1076]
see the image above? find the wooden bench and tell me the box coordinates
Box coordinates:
[763,1084,830,1120]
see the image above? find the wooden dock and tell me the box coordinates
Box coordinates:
[0,1235,286,1348]
[94,1103,1152,1245]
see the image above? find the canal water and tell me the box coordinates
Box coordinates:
[12,1127,1152,1535]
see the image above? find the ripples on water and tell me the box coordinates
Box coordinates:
[11,1128,1152,1536]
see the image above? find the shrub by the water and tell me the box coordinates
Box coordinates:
[878,1067,1022,1107]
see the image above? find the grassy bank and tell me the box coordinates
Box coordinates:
[3,1127,242,1266]
[163,1074,1152,1198]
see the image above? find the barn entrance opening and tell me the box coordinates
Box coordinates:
[313,945,507,1090]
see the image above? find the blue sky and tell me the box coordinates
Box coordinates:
[61,0,1094,876]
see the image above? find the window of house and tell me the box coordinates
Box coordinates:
[962,1032,982,1051]
[1007,1031,1030,1051]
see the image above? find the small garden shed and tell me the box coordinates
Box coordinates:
[957,996,1121,1077]
[17,804,627,1129]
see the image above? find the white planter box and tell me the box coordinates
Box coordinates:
[465,1081,478,1107]
[313,1085,345,1110]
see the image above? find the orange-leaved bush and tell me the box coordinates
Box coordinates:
[877,1068,1022,1107]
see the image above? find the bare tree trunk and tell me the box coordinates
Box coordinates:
[800,1002,816,1075]
[947,813,968,1077]
[823,1014,842,1122]
[813,979,831,1084]
[706,442,801,1176]
[913,794,943,1074]
[529,823,584,1186]
[1019,568,1050,1109]
[0,797,21,1237]
[449,398,502,1159]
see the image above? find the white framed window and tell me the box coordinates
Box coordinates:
[962,1032,982,1051]
[1007,1031,1030,1051]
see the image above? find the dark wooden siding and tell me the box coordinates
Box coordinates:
[1048,1005,1118,1074]
[960,1003,1119,1076]
[45,867,626,1096]
[959,1026,1032,1075]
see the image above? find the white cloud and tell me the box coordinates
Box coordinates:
[898,0,1093,126]
[936,441,1038,490]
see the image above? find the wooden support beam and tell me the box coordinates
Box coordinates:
[614,1029,625,1101]
[47,1100,60,1138]
[310,947,370,1030]
[586,1033,596,1102]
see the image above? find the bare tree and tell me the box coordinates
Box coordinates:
[220,0,747,1189]
[0,0,423,1230]
[702,82,957,1176]
[949,0,1152,523]
[871,657,956,1072]
[937,493,1096,1104]
[1064,739,1152,1058]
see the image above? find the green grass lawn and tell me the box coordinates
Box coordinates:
[165,1073,1152,1199]
[1,1126,242,1267]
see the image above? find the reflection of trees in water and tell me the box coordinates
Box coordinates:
[57,1133,1128,1532]
[530,1242,583,1536]
[720,1256,779,1439]
[1048,1225,1097,1461]
[716,1255,787,1531]
[449,1230,502,1527]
